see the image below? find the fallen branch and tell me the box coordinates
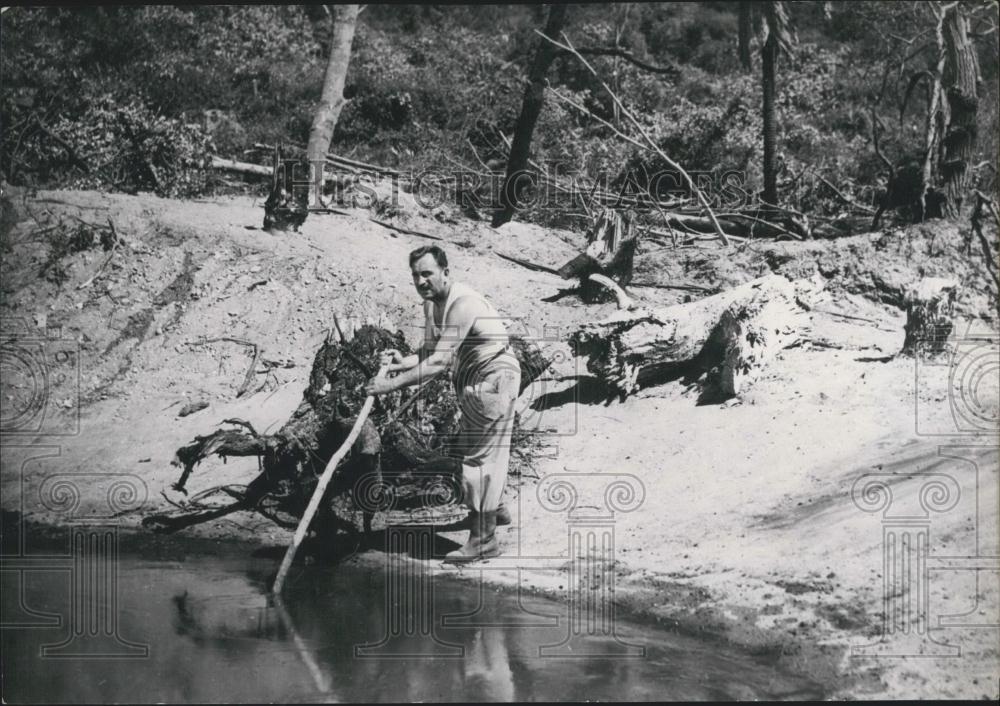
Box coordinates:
[630,281,717,294]
[589,273,636,310]
[250,142,404,178]
[221,418,259,436]
[210,155,272,176]
[369,217,442,241]
[537,30,730,246]
[814,173,875,214]
[661,212,747,240]
[77,219,121,290]
[33,113,90,173]
[236,343,260,398]
[574,46,679,76]
[494,251,562,275]
[713,212,803,240]
[645,227,748,244]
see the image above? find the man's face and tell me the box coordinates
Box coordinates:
[410,254,449,301]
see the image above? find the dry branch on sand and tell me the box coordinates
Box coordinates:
[569,274,821,397]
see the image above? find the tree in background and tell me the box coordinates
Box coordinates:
[940,2,981,217]
[732,1,796,207]
[307,4,361,205]
[738,1,753,71]
[760,1,795,208]
[492,3,569,227]
[885,0,992,222]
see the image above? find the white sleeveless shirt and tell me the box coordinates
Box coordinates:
[424,281,514,386]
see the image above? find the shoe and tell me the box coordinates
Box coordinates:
[496,504,512,526]
[460,504,511,528]
[445,510,500,563]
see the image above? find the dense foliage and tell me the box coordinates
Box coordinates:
[2,3,997,218]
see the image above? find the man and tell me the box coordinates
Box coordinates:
[365,245,520,562]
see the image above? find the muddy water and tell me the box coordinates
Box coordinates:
[2,543,824,702]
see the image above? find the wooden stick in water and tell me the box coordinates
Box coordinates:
[272,364,388,594]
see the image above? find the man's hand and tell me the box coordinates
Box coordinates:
[380,349,403,366]
[380,348,419,374]
[364,373,395,397]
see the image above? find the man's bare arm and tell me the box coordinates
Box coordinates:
[382,312,436,372]
[367,296,483,394]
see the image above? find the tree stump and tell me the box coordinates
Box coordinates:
[263,143,309,233]
[558,208,639,303]
[148,326,550,534]
[900,277,960,356]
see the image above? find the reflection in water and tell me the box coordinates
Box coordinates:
[273,594,334,696]
[1,552,825,702]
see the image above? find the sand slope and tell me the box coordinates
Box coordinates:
[1,186,997,699]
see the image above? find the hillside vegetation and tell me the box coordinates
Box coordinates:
[3,3,997,223]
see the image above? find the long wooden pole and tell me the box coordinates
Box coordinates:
[272,364,387,594]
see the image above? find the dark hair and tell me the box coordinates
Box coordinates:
[408,245,448,269]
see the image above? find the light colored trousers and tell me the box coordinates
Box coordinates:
[451,362,521,513]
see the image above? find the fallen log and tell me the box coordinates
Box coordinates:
[715,290,808,396]
[589,273,636,310]
[569,274,817,396]
[209,155,273,176]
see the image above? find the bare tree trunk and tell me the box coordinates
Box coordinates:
[307,4,361,207]
[762,32,779,207]
[492,4,569,227]
[941,5,980,218]
[738,1,753,71]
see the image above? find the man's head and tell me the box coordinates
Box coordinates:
[409,245,450,301]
